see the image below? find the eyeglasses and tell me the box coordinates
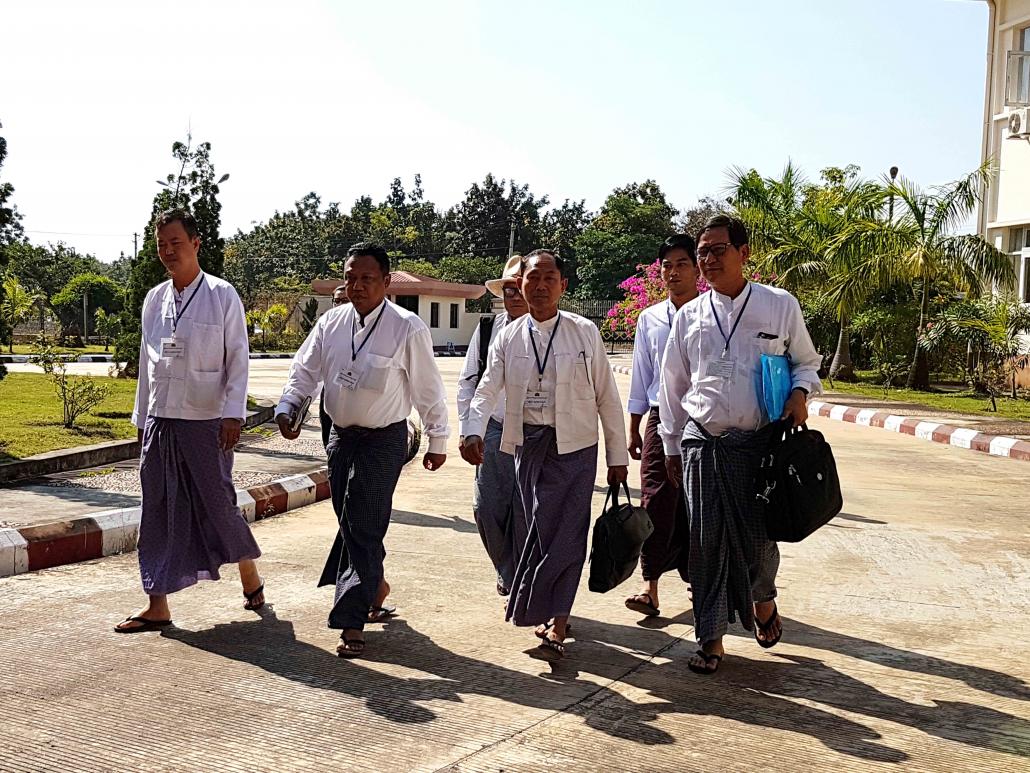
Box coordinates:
[332,297,348,306]
[696,243,734,260]
[502,286,523,298]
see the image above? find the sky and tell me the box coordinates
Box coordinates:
[1,0,991,262]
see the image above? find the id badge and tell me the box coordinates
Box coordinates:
[525,389,551,409]
[160,337,185,359]
[334,368,361,390]
[705,356,735,380]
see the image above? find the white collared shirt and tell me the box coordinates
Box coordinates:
[457,311,513,433]
[522,313,559,426]
[658,282,823,455]
[275,299,450,454]
[627,299,676,415]
[466,310,629,466]
[131,272,250,428]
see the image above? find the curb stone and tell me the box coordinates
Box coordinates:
[0,468,330,579]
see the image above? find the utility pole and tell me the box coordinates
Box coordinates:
[82,289,89,342]
[507,217,516,259]
[133,232,138,259]
[888,166,899,222]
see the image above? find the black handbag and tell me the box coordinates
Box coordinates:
[588,482,654,593]
[756,420,843,542]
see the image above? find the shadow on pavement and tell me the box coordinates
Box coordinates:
[390,509,479,534]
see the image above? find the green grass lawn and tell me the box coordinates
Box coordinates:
[828,371,1030,422]
[0,373,137,461]
[6,343,111,356]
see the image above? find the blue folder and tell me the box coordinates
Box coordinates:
[760,353,792,422]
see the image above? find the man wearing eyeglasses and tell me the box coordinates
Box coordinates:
[457,255,529,597]
[659,214,822,675]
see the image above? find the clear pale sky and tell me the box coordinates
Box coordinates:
[2,0,989,262]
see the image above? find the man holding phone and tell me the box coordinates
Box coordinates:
[275,242,449,659]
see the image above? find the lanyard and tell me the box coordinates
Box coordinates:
[666,299,674,328]
[709,284,752,355]
[351,304,386,362]
[528,314,561,381]
[171,274,204,333]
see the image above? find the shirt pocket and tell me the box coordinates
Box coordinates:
[189,321,224,372]
[184,370,225,413]
[360,353,394,392]
[507,354,532,387]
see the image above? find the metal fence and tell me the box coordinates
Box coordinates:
[559,298,633,353]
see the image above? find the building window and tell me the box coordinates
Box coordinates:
[1009,26,1030,106]
[1022,256,1030,304]
[395,295,419,314]
[449,303,459,328]
[430,302,440,328]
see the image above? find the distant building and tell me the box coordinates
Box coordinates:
[981,0,1030,300]
[304,272,488,352]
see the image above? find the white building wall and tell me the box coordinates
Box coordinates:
[396,294,483,350]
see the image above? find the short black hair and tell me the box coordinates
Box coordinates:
[521,248,566,278]
[696,214,748,248]
[154,208,199,239]
[658,234,697,264]
[346,241,390,276]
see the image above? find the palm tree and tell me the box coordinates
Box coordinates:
[731,163,885,381]
[1,274,41,353]
[832,163,1015,390]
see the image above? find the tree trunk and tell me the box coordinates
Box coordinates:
[829,319,856,382]
[906,280,932,390]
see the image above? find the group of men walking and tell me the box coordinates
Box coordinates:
[116,207,822,675]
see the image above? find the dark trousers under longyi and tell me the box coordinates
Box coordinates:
[318,420,408,631]
[639,407,689,582]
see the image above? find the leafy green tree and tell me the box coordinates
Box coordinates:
[677,196,725,238]
[93,307,121,351]
[447,174,547,258]
[1,274,41,352]
[29,337,111,428]
[573,180,676,298]
[834,163,1014,389]
[52,273,123,339]
[395,259,439,277]
[0,120,24,374]
[540,199,591,292]
[117,134,229,374]
[6,241,104,314]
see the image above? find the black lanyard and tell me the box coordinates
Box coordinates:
[666,299,674,328]
[172,274,204,333]
[351,304,386,362]
[709,284,752,355]
[528,314,561,381]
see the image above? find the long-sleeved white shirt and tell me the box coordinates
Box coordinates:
[275,299,450,454]
[131,272,249,428]
[465,311,629,467]
[658,282,822,455]
[627,298,676,415]
[457,311,513,435]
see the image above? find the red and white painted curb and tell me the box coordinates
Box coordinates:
[610,364,632,377]
[0,469,330,579]
[809,400,1030,462]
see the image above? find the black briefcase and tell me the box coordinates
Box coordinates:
[588,482,654,593]
[756,421,843,542]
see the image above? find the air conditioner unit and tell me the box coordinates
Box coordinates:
[1007,107,1030,138]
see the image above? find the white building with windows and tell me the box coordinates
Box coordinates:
[981,0,1030,300]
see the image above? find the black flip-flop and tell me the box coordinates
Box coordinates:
[367,605,396,623]
[687,650,722,675]
[337,638,366,658]
[755,603,782,649]
[534,621,572,640]
[114,616,172,634]
[243,581,265,611]
[625,592,660,617]
[531,636,565,661]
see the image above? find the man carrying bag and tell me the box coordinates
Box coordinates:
[589,483,653,594]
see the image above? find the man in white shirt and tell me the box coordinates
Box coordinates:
[115,209,264,633]
[319,285,349,447]
[624,235,699,620]
[457,254,529,597]
[659,214,822,675]
[275,242,449,659]
[463,250,628,661]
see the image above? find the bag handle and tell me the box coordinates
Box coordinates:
[609,480,634,509]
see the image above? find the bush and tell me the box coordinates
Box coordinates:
[29,337,111,428]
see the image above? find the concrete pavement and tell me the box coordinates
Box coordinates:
[0,360,1028,771]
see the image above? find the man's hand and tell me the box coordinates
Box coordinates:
[607,465,628,485]
[461,435,485,466]
[276,413,301,440]
[665,455,682,489]
[219,418,243,451]
[628,430,644,461]
[423,452,446,471]
[781,388,809,428]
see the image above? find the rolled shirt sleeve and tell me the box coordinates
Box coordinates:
[405,326,451,454]
[658,311,692,456]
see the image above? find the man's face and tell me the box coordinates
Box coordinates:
[156,221,201,274]
[519,255,567,313]
[661,247,699,297]
[344,254,389,312]
[697,227,749,287]
[332,290,348,307]
[501,281,528,318]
